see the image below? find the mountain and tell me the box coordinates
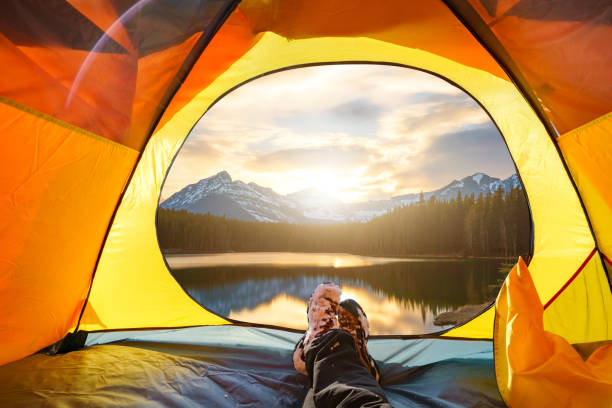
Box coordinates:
[161,171,521,224]
[161,171,307,223]
[392,172,521,205]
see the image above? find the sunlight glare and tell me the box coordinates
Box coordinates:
[340,288,361,303]
[306,173,344,197]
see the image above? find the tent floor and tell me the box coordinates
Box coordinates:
[0,326,505,407]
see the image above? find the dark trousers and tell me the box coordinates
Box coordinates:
[302,329,392,408]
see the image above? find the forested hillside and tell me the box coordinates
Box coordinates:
[157,187,531,258]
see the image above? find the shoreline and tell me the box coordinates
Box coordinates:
[162,249,518,262]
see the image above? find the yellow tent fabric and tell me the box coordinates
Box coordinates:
[0,1,610,404]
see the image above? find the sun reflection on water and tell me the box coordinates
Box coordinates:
[171,254,502,335]
[229,294,308,330]
[168,252,419,269]
[229,285,452,335]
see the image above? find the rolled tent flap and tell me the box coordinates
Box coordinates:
[494,257,612,407]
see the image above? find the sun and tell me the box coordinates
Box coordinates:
[302,172,366,203]
[309,173,344,196]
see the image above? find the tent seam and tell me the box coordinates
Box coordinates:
[603,253,612,267]
[0,95,137,153]
[543,248,597,310]
[558,111,612,141]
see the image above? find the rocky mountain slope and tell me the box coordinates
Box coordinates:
[161,171,521,224]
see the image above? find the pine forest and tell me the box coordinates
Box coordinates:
[157,187,531,258]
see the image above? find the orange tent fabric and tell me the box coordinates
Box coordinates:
[0,99,138,366]
[464,0,612,134]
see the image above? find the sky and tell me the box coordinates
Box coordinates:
[161,64,516,202]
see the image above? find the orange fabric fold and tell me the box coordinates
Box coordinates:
[495,258,612,407]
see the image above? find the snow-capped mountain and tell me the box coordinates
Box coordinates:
[161,171,521,224]
[434,172,520,201]
[392,172,521,205]
[161,171,307,223]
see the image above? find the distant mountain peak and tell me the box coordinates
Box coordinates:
[471,172,486,184]
[161,170,306,223]
[162,171,521,224]
[211,170,232,183]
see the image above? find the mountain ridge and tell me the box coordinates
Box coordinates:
[161,171,521,224]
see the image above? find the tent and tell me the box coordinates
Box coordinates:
[0,0,610,406]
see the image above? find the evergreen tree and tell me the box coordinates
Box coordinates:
[157,186,531,259]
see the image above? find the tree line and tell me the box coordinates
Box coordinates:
[157,186,531,258]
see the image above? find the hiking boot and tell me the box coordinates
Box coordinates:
[293,282,341,375]
[338,298,381,382]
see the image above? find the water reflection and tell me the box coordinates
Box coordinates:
[229,294,307,329]
[228,287,455,333]
[168,252,419,269]
[169,253,506,335]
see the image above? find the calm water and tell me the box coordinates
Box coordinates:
[168,252,508,335]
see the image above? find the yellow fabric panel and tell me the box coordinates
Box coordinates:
[543,253,612,344]
[78,128,230,330]
[442,307,494,339]
[498,120,594,307]
[558,112,612,258]
[82,31,593,336]
[494,258,612,407]
[0,99,138,366]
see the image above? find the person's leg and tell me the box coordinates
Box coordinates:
[303,329,391,408]
[293,283,342,375]
[294,284,390,407]
[338,299,381,382]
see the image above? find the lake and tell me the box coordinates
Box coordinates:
[167,252,509,335]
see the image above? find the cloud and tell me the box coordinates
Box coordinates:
[162,138,222,196]
[377,93,489,146]
[246,146,371,173]
[391,125,515,193]
[162,64,517,202]
[333,99,382,120]
[175,138,221,159]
